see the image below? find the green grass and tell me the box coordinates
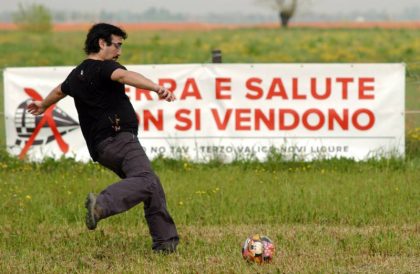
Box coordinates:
[0,28,419,66]
[0,27,420,273]
[0,153,419,273]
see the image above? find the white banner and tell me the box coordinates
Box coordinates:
[4,64,405,162]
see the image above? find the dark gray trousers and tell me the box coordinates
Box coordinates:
[95,132,179,248]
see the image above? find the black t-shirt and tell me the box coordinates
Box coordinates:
[61,59,138,161]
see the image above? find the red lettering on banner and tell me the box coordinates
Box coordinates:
[279,109,299,130]
[210,108,374,131]
[336,78,354,99]
[140,110,163,131]
[243,77,377,100]
[175,109,201,131]
[302,109,325,130]
[180,78,202,100]
[359,78,375,99]
[352,109,375,130]
[215,78,231,99]
[211,108,232,130]
[255,109,274,130]
[245,78,263,99]
[135,88,153,101]
[159,78,177,92]
[175,109,192,131]
[311,77,332,99]
[195,109,201,130]
[328,109,349,129]
[292,78,306,99]
[235,109,252,130]
[267,78,288,99]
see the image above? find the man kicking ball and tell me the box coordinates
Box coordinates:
[28,23,179,253]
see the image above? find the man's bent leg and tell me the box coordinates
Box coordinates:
[94,132,179,249]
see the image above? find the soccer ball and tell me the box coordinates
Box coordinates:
[242,234,275,264]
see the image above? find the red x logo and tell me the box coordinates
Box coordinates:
[19,88,69,160]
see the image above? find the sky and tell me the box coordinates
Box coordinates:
[2,0,419,15]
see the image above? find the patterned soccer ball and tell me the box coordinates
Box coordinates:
[242,234,275,264]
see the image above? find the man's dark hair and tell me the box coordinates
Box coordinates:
[84,23,127,54]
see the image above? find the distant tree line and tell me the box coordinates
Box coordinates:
[12,3,52,32]
[1,4,419,27]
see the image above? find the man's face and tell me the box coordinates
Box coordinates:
[100,34,123,61]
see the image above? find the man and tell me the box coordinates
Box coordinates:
[27,23,179,253]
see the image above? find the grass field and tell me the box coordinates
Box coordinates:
[0,27,420,273]
[0,154,419,273]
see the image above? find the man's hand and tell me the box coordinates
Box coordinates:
[156,86,176,102]
[26,84,66,116]
[27,101,47,116]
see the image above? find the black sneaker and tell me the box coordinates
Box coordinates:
[152,240,178,254]
[85,193,101,230]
